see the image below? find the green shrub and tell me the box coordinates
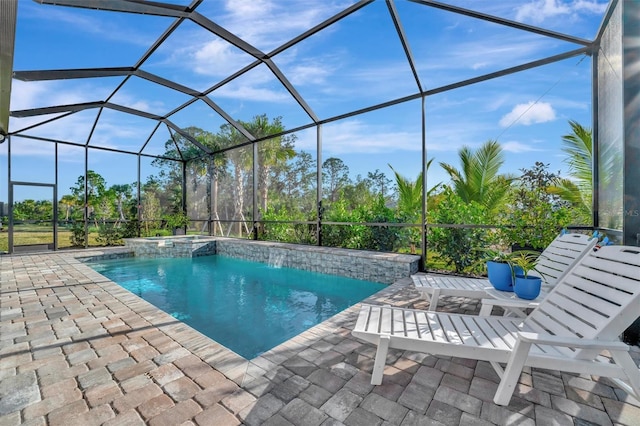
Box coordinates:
[69,221,86,247]
[499,162,571,250]
[96,223,123,246]
[120,219,139,238]
[428,188,492,274]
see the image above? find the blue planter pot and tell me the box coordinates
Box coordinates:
[487,261,514,292]
[514,275,542,300]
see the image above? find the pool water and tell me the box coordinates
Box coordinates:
[88,255,386,359]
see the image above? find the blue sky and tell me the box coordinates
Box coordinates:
[4,0,611,201]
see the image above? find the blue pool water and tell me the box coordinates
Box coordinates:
[88,255,386,359]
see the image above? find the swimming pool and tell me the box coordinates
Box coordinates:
[88,255,386,359]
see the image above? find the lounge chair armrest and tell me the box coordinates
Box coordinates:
[517,332,630,351]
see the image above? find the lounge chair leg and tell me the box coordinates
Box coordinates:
[371,335,390,385]
[428,289,441,311]
[479,303,493,316]
[610,349,640,399]
[494,338,531,405]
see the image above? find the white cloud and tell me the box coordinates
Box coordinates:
[471,62,489,70]
[9,80,48,111]
[515,0,607,25]
[211,65,293,103]
[26,2,156,47]
[499,101,556,127]
[295,119,422,155]
[288,62,334,86]
[501,140,543,153]
[214,84,292,103]
[483,95,511,113]
[226,0,275,17]
[219,0,346,51]
[192,39,253,77]
[9,80,157,149]
[418,34,553,76]
[10,79,114,112]
[572,0,609,14]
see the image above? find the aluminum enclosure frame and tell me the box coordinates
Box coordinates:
[3,0,632,258]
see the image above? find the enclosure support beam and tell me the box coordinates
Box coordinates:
[623,1,640,246]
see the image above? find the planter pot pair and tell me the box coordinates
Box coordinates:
[487,261,541,299]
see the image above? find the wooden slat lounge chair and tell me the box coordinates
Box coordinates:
[353,245,640,405]
[413,232,597,312]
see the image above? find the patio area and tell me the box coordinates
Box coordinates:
[1,248,639,426]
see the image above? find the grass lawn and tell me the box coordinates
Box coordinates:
[0,228,108,252]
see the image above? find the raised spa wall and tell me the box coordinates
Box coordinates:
[124,236,420,284]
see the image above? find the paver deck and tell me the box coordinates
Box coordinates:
[1,248,639,425]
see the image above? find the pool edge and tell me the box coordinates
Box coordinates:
[69,247,413,388]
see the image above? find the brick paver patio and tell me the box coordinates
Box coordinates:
[1,248,639,425]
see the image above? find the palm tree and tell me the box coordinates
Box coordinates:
[439,140,513,213]
[389,158,440,220]
[217,123,252,236]
[59,194,77,221]
[548,120,592,224]
[196,134,227,235]
[389,159,440,253]
[243,115,295,214]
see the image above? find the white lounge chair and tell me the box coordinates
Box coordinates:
[353,245,640,405]
[413,232,597,312]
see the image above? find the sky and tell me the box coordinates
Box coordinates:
[3,0,612,202]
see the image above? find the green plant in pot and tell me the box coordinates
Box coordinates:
[475,248,518,292]
[165,211,190,235]
[507,250,544,300]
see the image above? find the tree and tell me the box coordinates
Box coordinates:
[152,126,213,217]
[94,188,115,225]
[201,134,228,235]
[388,159,442,253]
[217,123,252,236]
[109,184,133,224]
[548,120,592,224]
[140,192,161,236]
[59,194,77,221]
[322,157,351,203]
[280,150,316,215]
[439,140,513,214]
[244,115,296,214]
[367,169,392,199]
[260,149,317,243]
[428,187,490,273]
[70,170,107,226]
[500,162,571,250]
[389,158,442,221]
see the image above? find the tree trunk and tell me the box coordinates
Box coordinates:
[117,198,125,222]
[227,163,249,237]
[259,165,270,213]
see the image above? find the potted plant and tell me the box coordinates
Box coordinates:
[165,211,190,235]
[476,248,518,292]
[507,250,544,300]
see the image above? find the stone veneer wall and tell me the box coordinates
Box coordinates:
[124,237,217,258]
[122,237,420,284]
[215,238,420,284]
